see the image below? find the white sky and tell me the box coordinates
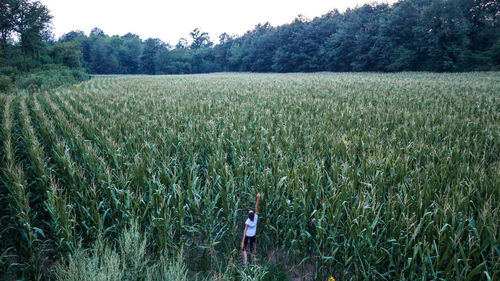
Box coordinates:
[41,0,396,45]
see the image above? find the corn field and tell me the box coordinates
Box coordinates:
[0,73,499,280]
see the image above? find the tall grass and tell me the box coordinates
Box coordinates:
[55,222,188,281]
[55,222,273,281]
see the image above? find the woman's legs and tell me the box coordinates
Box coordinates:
[242,249,248,264]
[242,236,249,264]
[251,240,257,262]
[242,236,256,264]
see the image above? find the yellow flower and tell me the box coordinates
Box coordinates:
[328,277,335,281]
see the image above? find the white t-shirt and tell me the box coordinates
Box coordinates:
[245,214,258,237]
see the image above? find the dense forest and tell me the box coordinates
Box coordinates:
[0,0,499,88]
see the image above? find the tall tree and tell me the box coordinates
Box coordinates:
[190,28,213,49]
[0,0,16,50]
[15,0,52,70]
[118,33,143,74]
[50,41,82,68]
[140,38,166,74]
[59,30,86,42]
[422,0,471,71]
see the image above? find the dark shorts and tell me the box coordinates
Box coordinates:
[244,235,256,252]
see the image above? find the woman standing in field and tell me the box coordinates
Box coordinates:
[241,193,261,265]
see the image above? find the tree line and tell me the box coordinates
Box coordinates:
[1,0,499,82]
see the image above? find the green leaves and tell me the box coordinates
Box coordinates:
[1,73,499,280]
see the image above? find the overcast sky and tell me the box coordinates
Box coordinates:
[41,0,396,45]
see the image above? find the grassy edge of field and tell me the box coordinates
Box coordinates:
[54,221,291,281]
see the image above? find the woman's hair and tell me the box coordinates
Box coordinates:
[248,211,255,221]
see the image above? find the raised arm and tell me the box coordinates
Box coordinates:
[255,193,261,215]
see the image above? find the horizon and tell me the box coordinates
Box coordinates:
[41,0,396,45]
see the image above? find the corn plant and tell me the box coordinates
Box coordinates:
[1,73,499,280]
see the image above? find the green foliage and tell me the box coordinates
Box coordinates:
[0,67,19,93]
[140,38,166,74]
[2,0,500,76]
[0,65,89,94]
[1,73,498,280]
[54,223,275,281]
[237,265,269,281]
[0,66,20,76]
[216,264,269,281]
[52,0,499,74]
[0,0,52,71]
[490,39,500,68]
[145,253,188,281]
[0,1,90,93]
[0,75,13,93]
[50,41,83,68]
[190,28,213,49]
[54,223,187,281]
[14,66,89,92]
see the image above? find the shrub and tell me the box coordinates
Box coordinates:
[14,67,90,92]
[0,66,20,77]
[0,75,13,93]
[54,223,188,281]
